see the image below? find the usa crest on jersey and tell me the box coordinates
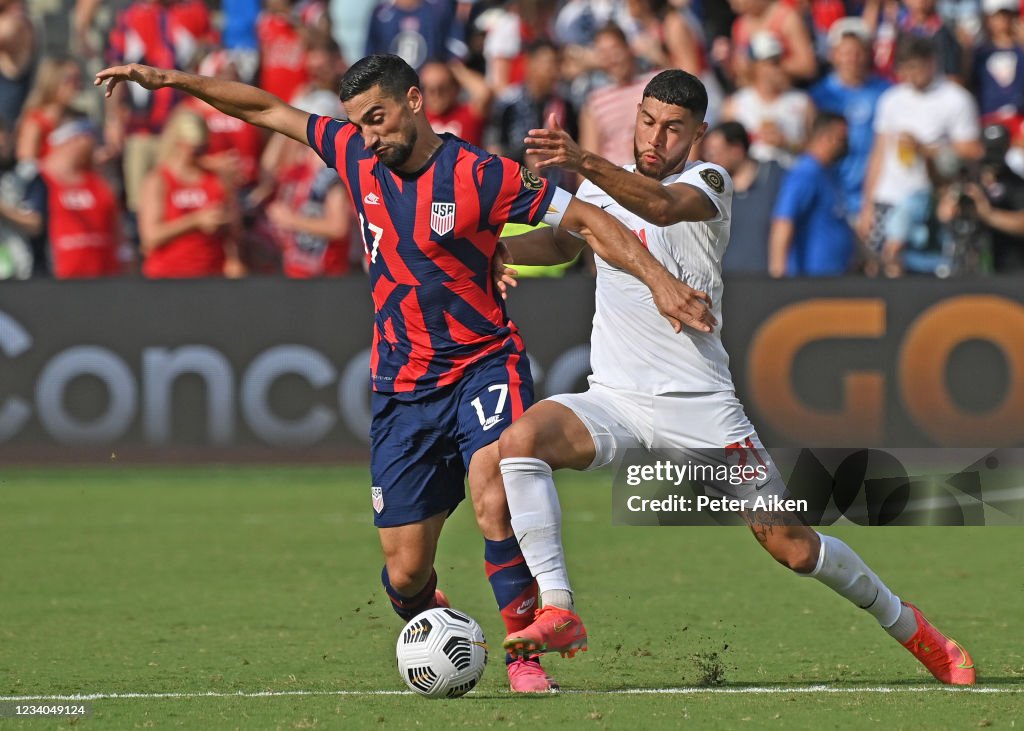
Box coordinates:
[430,202,456,236]
[371,486,384,513]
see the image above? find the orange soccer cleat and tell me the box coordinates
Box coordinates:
[507,656,559,693]
[503,605,588,659]
[901,603,976,685]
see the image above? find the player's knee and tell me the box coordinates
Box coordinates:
[774,539,819,574]
[497,420,540,460]
[385,562,434,596]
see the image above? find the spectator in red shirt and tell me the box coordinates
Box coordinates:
[15,56,83,164]
[138,110,244,278]
[107,0,215,214]
[184,50,266,190]
[257,0,310,102]
[39,118,123,279]
[421,60,491,146]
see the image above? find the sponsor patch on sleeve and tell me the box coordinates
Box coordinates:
[520,166,544,191]
[699,168,725,194]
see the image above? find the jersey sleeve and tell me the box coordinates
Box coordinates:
[482,156,557,227]
[306,114,356,171]
[678,163,733,222]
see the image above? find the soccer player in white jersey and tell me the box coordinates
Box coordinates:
[494,69,976,685]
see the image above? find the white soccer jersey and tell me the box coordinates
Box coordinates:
[575,161,735,394]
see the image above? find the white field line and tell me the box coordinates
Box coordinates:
[2,686,1020,702]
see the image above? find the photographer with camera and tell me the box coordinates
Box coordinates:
[964,124,1024,272]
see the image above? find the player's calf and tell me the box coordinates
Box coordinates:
[748,519,820,573]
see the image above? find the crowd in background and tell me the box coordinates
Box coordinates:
[1,0,1023,281]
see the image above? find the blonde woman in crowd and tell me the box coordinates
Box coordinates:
[138,110,244,279]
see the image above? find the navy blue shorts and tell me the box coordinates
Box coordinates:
[369,351,534,528]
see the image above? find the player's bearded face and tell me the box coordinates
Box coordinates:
[633,98,706,180]
[373,124,417,169]
[346,89,419,170]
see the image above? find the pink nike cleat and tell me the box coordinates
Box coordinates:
[901,603,976,685]
[508,656,559,693]
[432,589,450,609]
[504,605,588,659]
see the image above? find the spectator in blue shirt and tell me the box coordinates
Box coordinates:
[769,112,854,277]
[365,0,466,70]
[811,18,890,217]
[971,0,1024,128]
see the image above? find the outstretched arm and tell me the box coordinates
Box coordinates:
[526,114,717,226]
[95,64,310,144]
[558,196,716,333]
[501,226,584,267]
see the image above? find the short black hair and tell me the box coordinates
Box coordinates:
[895,34,936,64]
[708,121,750,153]
[811,110,848,136]
[642,69,709,121]
[339,54,420,103]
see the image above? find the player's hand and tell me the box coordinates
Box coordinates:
[492,240,519,300]
[94,64,169,98]
[524,113,585,172]
[651,275,717,334]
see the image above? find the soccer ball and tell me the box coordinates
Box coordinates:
[396,607,488,699]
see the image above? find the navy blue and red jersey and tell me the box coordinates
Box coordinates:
[306,114,556,394]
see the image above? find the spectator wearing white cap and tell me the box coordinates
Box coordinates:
[811,18,891,217]
[38,116,123,279]
[722,31,815,168]
[971,0,1024,131]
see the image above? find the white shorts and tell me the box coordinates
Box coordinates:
[547,383,757,467]
[547,382,789,502]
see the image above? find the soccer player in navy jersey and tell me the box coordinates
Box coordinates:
[96,54,717,692]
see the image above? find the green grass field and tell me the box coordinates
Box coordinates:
[1,466,1021,729]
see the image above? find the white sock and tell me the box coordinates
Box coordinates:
[808,532,916,640]
[499,457,572,600]
[541,589,574,611]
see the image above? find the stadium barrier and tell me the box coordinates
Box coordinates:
[1,277,1022,462]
